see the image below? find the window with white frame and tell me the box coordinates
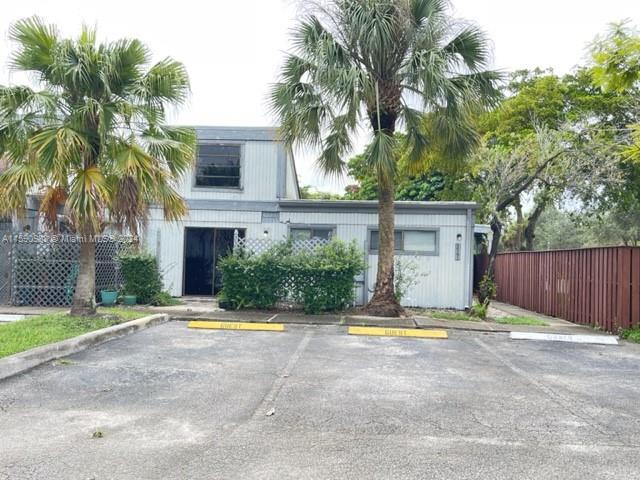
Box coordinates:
[369,229,437,254]
[195,144,241,188]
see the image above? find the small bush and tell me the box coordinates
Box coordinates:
[619,328,640,343]
[218,239,365,314]
[394,257,421,303]
[150,291,182,306]
[469,299,489,319]
[118,251,163,304]
[477,274,496,306]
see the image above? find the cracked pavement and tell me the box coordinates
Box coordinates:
[1,322,640,479]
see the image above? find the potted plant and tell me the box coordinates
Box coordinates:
[122,293,137,306]
[100,286,118,306]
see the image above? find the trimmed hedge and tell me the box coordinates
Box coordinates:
[118,251,163,304]
[218,239,365,314]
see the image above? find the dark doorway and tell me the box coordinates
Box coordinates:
[183,228,244,296]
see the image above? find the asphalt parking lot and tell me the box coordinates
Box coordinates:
[1,322,640,480]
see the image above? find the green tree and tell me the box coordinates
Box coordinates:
[343,148,472,202]
[473,126,623,276]
[270,0,500,316]
[299,185,343,199]
[479,66,638,251]
[588,22,640,247]
[591,21,640,92]
[0,18,195,315]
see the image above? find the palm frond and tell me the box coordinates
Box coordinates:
[409,0,448,25]
[137,58,190,105]
[66,165,109,234]
[8,17,58,77]
[399,105,431,169]
[108,174,146,235]
[28,126,87,181]
[442,25,491,72]
[38,185,66,231]
[364,130,398,182]
[141,125,196,177]
[316,114,355,178]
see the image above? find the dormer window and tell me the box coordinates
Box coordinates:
[195,143,241,188]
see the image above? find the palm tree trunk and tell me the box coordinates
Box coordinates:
[70,240,97,316]
[365,173,404,317]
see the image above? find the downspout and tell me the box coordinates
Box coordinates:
[465,208,475,309]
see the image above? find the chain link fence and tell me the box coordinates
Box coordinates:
[1,233,134,307]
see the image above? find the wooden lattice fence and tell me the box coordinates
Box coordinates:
[3,233,134,306]
[233,232,329,255]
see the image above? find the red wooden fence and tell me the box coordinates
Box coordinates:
[494,247,640,333]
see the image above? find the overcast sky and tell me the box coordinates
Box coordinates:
[1,0,639,192]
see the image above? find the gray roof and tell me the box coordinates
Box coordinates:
[278,199,477,213]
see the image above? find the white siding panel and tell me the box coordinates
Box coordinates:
[366,225,468,309]
[284,152,299,199]
[178,141,279,201]
[279,210,470,309]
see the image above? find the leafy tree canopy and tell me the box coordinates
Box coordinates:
[591,21,640,92]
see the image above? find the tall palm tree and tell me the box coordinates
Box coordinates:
[0,18,195,316]
[270,0,501,316]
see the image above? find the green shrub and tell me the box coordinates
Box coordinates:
[619,328,640,343]
[477,274,496,306]
[218,239,365,314]
[118,251,163,304]
[393,257,421,303]
[469,299,489,319]
[150,291,183,306]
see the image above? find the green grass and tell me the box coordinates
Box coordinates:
[426,311,479,322]
[494,316,549,326]
[620,329,640,343]
[0,307,145,359]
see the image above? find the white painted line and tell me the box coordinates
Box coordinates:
[510,332,618,345]
[266,314,279,323]
[0,314,26,322]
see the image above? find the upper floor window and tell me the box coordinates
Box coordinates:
[369,229,438,255]
[195,144,241,188]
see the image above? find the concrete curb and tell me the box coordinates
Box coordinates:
[0,313,169,382]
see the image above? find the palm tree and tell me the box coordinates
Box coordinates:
[270,0,501,316]
[0,18,195,316]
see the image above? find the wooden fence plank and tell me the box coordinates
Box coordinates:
[494,247,640,334]
[632,250,640,329]
[618,248,631,331]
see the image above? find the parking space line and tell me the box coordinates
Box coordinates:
[348,326,448,339]
[250,329,314,419]
[188,321,285,332]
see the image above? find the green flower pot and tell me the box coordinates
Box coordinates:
[122,295,137,306]
[100,290,118,306]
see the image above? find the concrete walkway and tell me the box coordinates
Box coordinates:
[490,301,605,334]
[0,298,613,337]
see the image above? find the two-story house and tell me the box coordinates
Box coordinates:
[145,126,478,309]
